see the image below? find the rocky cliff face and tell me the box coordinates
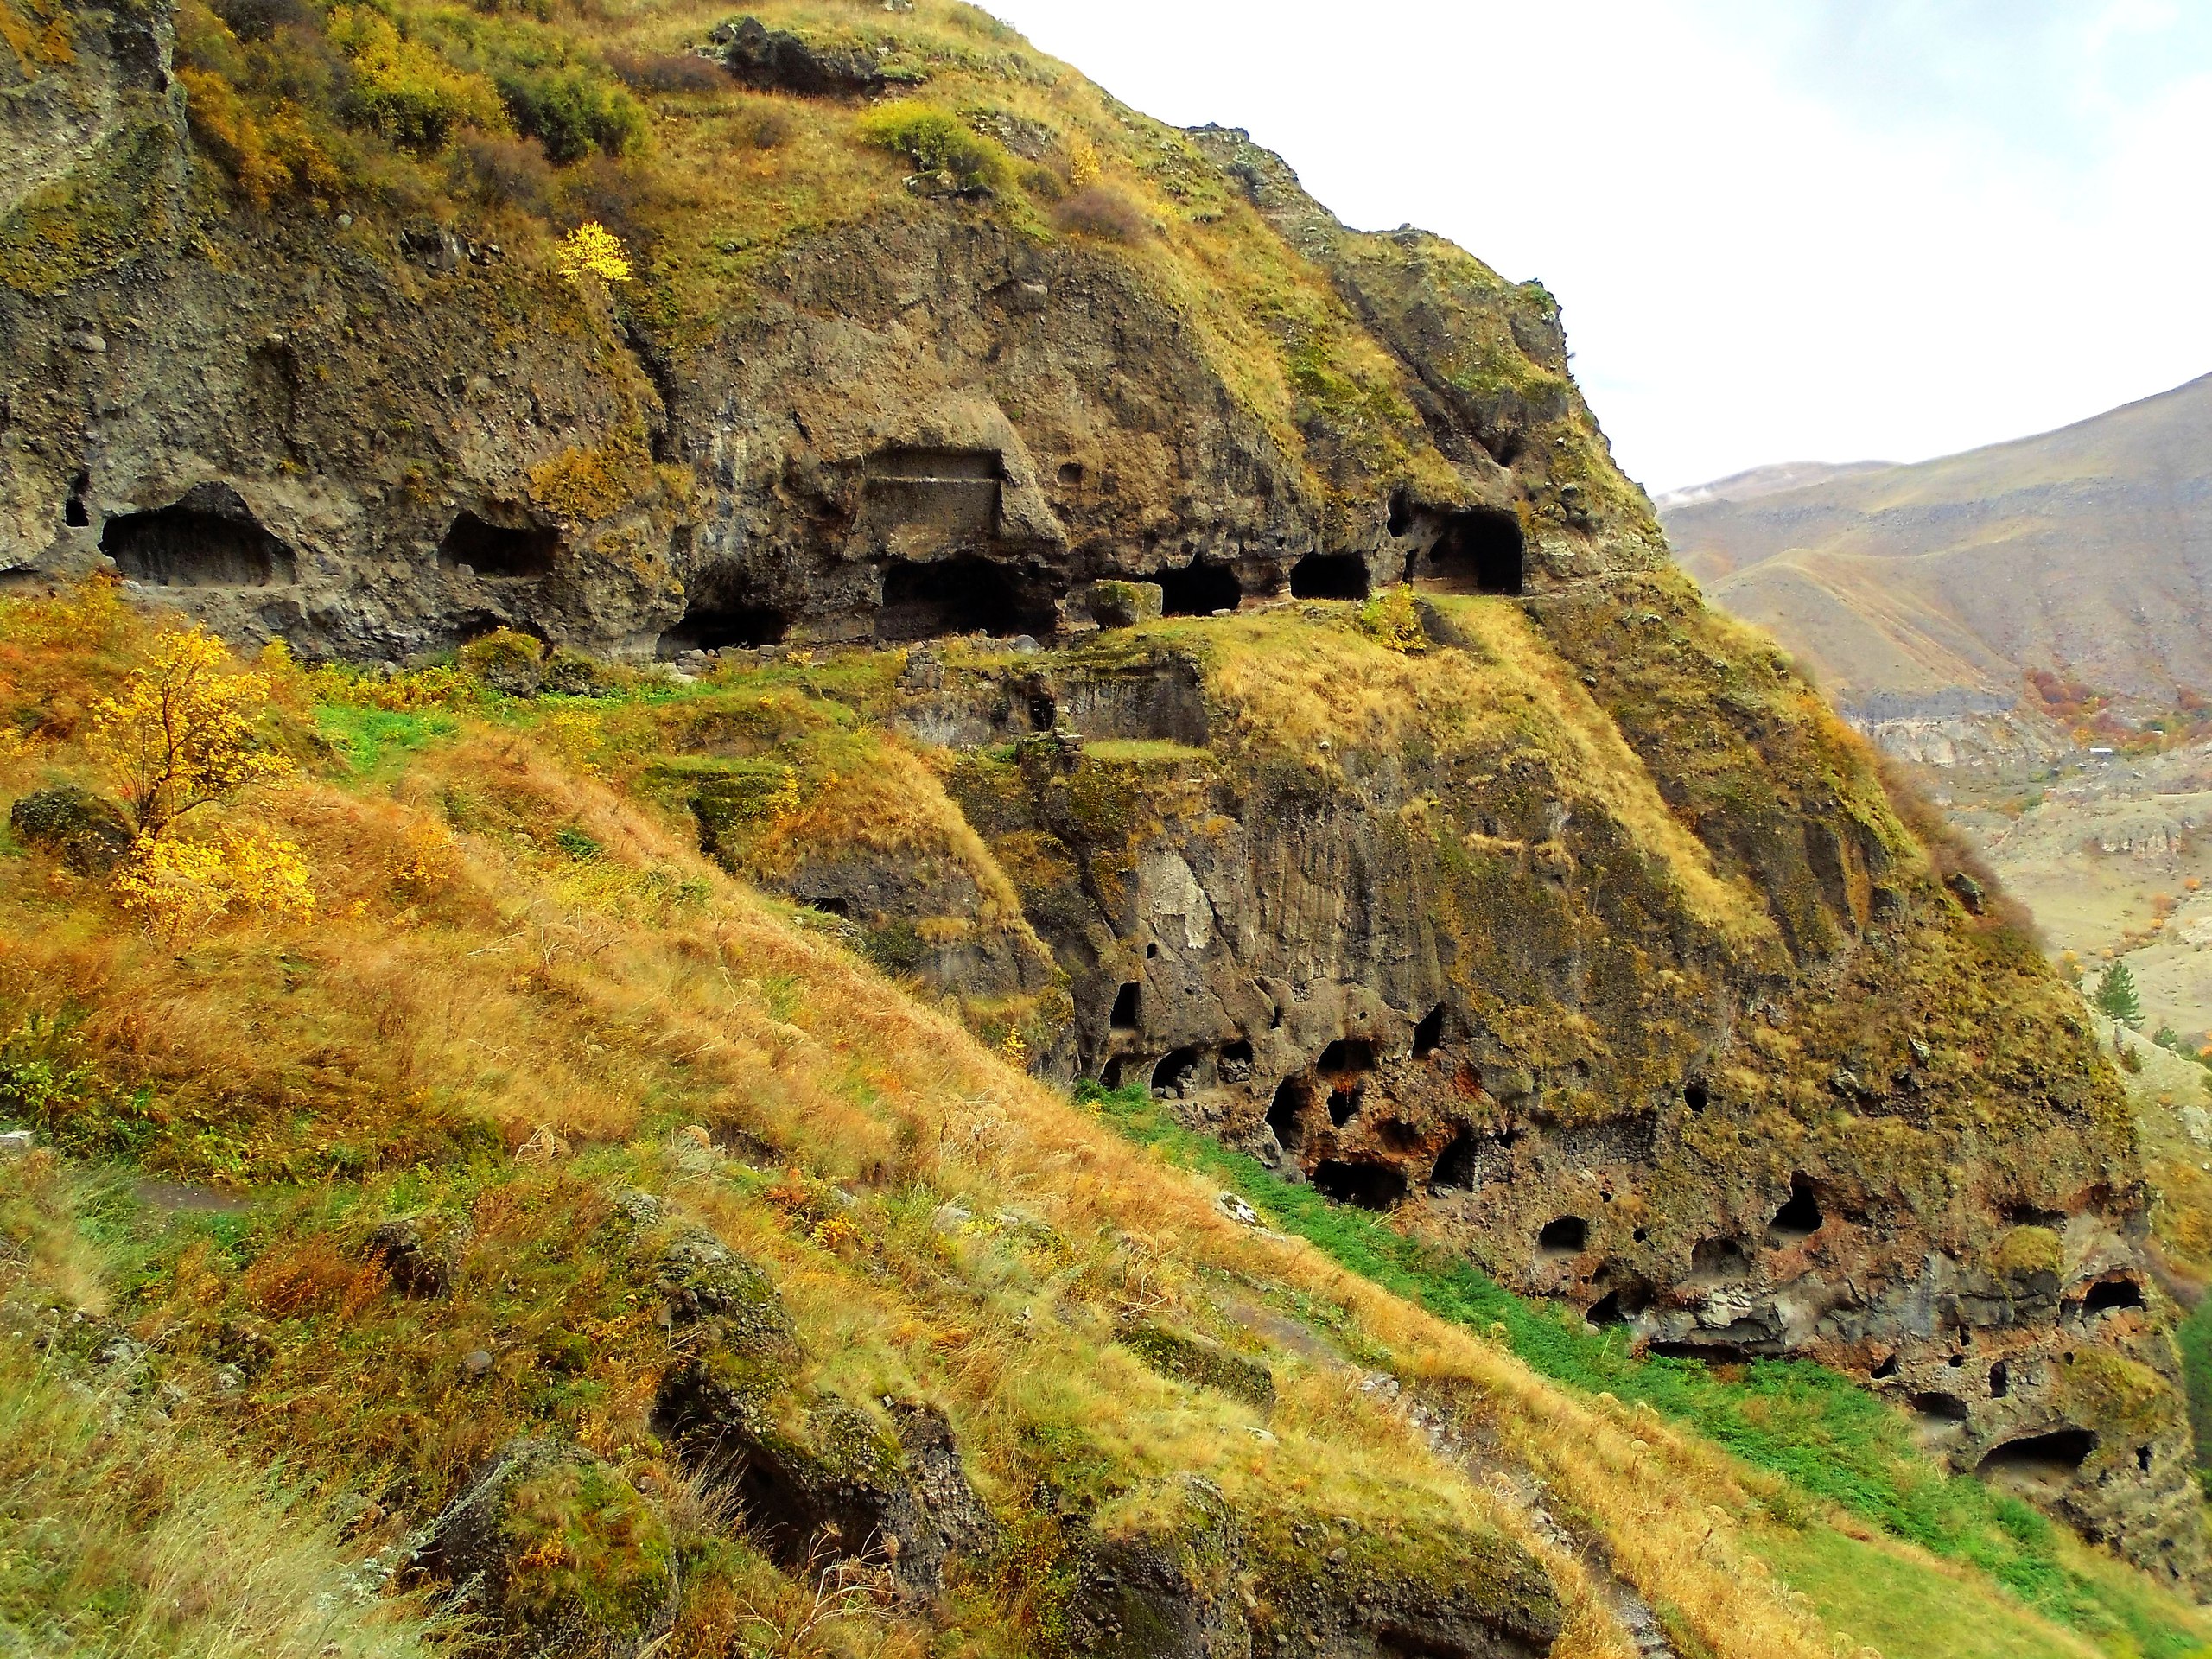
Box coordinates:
[3,0,2202,1586]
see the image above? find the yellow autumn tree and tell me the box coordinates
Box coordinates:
[88,629,314,935]
[555,221,632,286]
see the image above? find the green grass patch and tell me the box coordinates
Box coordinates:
[2177,1294,2212,1483]
[313,703,461,777]
[1083,1083,2209,1656]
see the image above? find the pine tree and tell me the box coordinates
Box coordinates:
[2096,961,2144,1028]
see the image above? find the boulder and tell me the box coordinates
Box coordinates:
[9,785,134,874]
[361,1217,455,1299]
[1086,581,1165,631]
[408,1438,676,1656]
[705,16,916,98]
[652,1367,985,1596]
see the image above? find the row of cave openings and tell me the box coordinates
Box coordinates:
[82,486,562,594]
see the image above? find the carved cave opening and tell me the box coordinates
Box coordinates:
[1586,1279,1652,1326]
[875,557,1054,642]
[1538,1216,1588,1255]
[1313,1159,1407,1211]
[102,493,297,587]
[658,583,791,656]
[1431,1128,1478,1189]
[1990,1361,2010,1398]
[439,511,559,579]
[1409,505,1523,595]
[1157,559,1242,617]
[1110,982,1141,1030]
[1412,1003,1446,1058]
[1289,551,1370,601]
[64,473,90,528]
[2082,1279,2145,1315]
[1980,1427,2095,1477]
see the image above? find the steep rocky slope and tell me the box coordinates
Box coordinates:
[1662,373,2212,760]
[3,0,2209,1624]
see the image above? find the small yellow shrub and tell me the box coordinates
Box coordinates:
[555,220,633,285]
[1068,131,1101,187]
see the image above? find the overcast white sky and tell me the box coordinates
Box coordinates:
[981,1,2212,493]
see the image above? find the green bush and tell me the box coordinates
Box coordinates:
[494,63,645,163]
[855,100,1010,192]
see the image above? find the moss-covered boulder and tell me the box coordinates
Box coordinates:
[409,1438,675,1656]
[9,785,133,874]
[1120,1319,1274,1409]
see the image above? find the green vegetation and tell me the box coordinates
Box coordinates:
[2100,962,2145,1027]
[855,98,1012,191]
[1085,1082,2210,1656]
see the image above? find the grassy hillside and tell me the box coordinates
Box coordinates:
[3,584,2210,1658]
[1662,372,2212,722]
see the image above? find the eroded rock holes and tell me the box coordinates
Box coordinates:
[1767,1174,1823,1243]
[102,486,296,587]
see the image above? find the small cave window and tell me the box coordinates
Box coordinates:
[1318,1038,1376,1076]
[1109,982,1141,1031]
[2138,1444,2153,1473]
[438,511,558,579]
[1218,1039,1255,1082]
[1288,551,1370,601]
[1152,1046,1201,1097]
[1312,1159,1408,1211]
[1325,1083,1363,1128]
[1538,1216,1588,1256]
[1101,1057,1124,1090]
[1412,1002,1446,1058]
[64,472,91,528]
[1978,1427,2094,1475]
[2082,1279,2145,1315]
[1989,1361,2009,1398]
[1156,558,1242,617]
[1910,1391,1970,1424]
[1871,1353,1898,1380]
[102,492,296,587]
[1267,1076,1309,1150]
[2005,1201,2068,1228]
[1684,1079,1709,1114]
[1412,506,1523,596]
[1768,1174,1823,1242]
[1058,461,1084,487]
[875,556,1053,643]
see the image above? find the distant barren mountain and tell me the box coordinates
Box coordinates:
[1662,372,2212,744]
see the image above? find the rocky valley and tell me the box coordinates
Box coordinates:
[3,2,2211,1656]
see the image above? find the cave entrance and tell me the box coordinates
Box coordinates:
[1267,1077,1310,1150]
[1412,1003,1446,1058]
[438,511,558,579]
[1157,559,1242,617]
[1911,1392,1970,1427]
[1288,552,1370,601]
[876,557,1052,642]
[1313,1159,1407,1211]
[1979,1427,2095,1480]
[1431,1128,1478,1190]
[1410,506,1522,595]
[101,486,296,587]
